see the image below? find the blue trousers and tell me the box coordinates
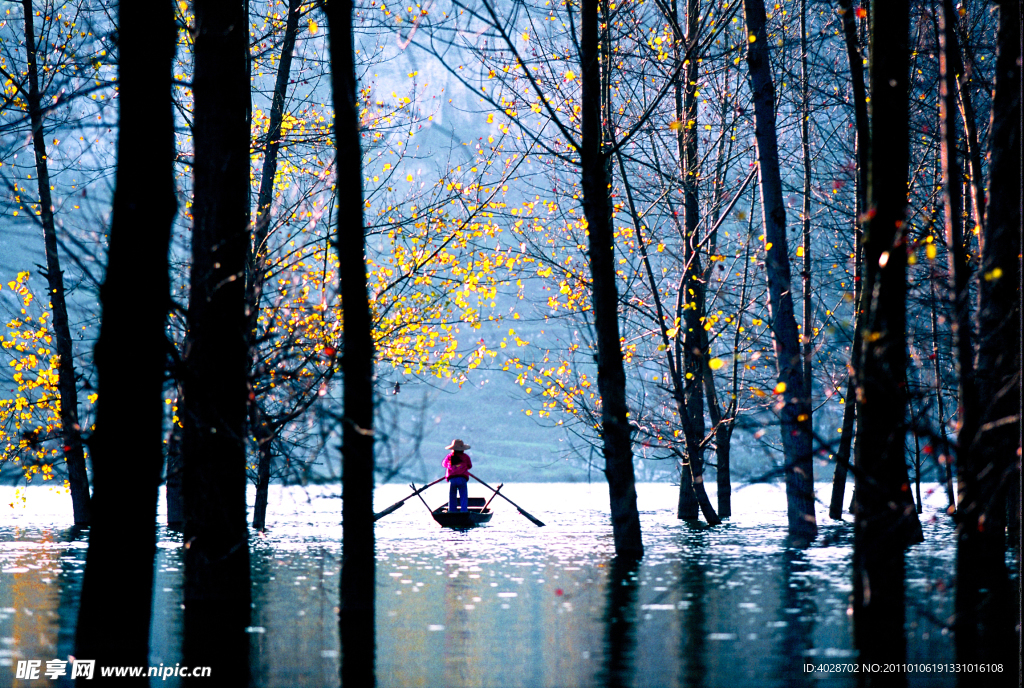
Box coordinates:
[448,476,468,512]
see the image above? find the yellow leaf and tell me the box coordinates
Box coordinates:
[773,382,787,395]
[708,357,724,370]
[984,267,1003,282]
[309,19,319,34]
[925,243,937,260]
[564,70,576,81]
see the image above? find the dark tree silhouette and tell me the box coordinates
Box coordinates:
[581,0,643,558]
[75,0,177,673]
[327,0,378,684]
[938,0,978,520]
[828,0,869,521]
[955,0,1020,676]
[743,0,816,544]
[669,0,720,527]
[181,0,252,681]
[250,0,303,532]
[852,0,923,674]
[21,0,91,525]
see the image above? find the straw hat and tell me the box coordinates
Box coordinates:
[446,439,470,451]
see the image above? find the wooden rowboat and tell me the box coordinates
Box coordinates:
[432,497,493,528]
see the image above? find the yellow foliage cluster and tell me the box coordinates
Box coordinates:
[0,272,77,492]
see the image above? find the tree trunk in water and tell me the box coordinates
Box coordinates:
[852,0,922,674]
[327,0,378,684]
[21,0,91,525]
[250,407,275,532]
[938,0,980,516]
[828,0,869,521]
[249,0,301,532]
[956,0,1020,674]
[581,0,643,557]
[182,1,252,681]
[928,282,956,514]
[743,0,816,544]
[166,405,185,529]
[672,0,706,524]
[75,0,177,672]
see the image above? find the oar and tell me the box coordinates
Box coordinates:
[373,477,444,521]
[467,472,545,527]
[483,483,504,511]
[409,482,434,515]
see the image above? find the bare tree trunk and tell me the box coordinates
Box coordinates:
[673,0,706,523]
[581,0,643,557]
[327,0,378,683]
[956,0,1020,674]
[250,0,302,532]
[716,205,756,518]
[743,0,816,544]
[929,277,956,513]
[21,0,90,525]
[182,0,252,680]
[75,0,177,671]
[798,0,812,399]
[166,400,185,529]
[938,0,980,511]
[703,79,739,521]
[828,0,870,520]
[852,0,922,673]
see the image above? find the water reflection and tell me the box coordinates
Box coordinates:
[599,556,640,688]
[441,560,477,685]
[679,529,707,688]
[0,483,971,688]
[55,527,86,673]
[775,548,816,687]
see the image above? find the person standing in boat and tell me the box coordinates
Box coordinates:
[443,439,473,512]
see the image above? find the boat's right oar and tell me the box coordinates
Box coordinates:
[467,472,545,527]
[483,483,504,511]
[373,477,444,521]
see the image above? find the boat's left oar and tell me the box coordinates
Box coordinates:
[467,472,545,527]
[373,477,444,521]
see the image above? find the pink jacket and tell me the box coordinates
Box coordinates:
[443,451,472,481]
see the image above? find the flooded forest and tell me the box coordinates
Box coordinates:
[0,0,1019,686]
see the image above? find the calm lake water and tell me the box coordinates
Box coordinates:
[0,481,968,687]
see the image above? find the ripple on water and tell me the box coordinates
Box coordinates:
[0,482,967,688]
